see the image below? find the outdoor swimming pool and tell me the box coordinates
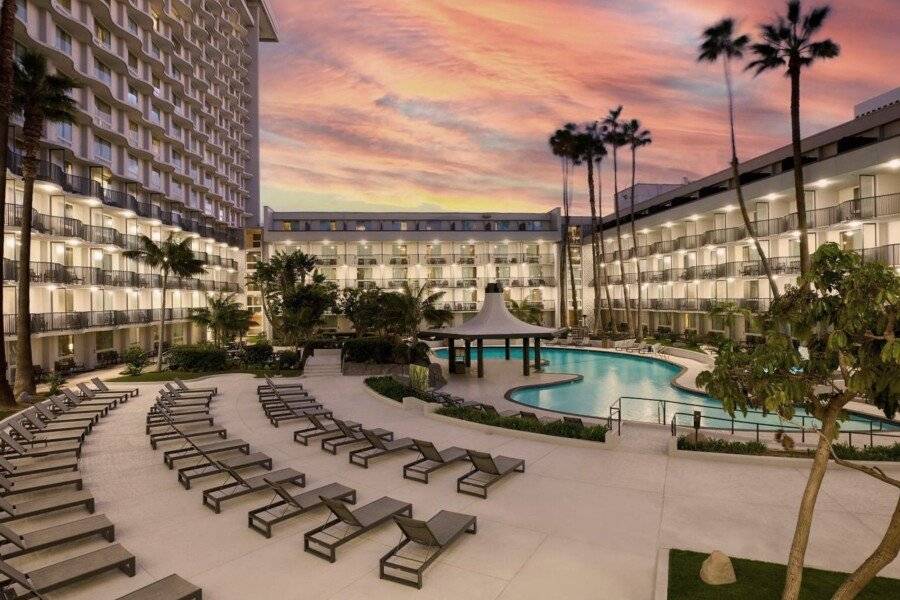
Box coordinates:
[434,346,895,432]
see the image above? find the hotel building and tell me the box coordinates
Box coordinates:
[256,91,900,342]
[3,0,277,374]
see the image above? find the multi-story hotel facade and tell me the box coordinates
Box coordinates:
[3,0,277,375]
[255,92,900,342]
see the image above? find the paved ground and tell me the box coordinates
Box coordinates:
[13,369,900,599]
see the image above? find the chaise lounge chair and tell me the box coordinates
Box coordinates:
[114,574,201,600]
[0,454,77,479]
[0,431,81,460]
[61,388,118,411]
[174,379,218,396]
[202,466,305,514]
[402,440,469,484]
[456,450,525,499]
[519,411,560,425]
[479,404,519,418]
[162,384,214,402]
[7,420,85,447]
[178,451,272,490]
[0,470,83,496]
[293,415,361,446]
[0,544,135,598]
[320,420,393,455]
[149,424,227,450]
[0,489,95,523]
[380,510,477,588]
[21,409,92,436]
[303,496,412,562]
[348,430,415,468]
[35,400,98,426]
[247,480,356,538]
[257,377,305,394]
[0,515,115,559]
[163,438,250,469]
[76,383,129,405]
[91,377,139,398]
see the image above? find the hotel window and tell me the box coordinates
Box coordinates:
[356,243,372,256]
[128,52,138,71]
[56,28,71,54]
[57,335,75,357]
[391,243,407,256]
[95,60,112,84]
[95,99,112,126]
[96,330,114,351]
[57,122,72,144]
[127,85,139,106]
[126,154,139,177]
[392,267,407,280]
[150,105,161,124]
[94,136,112,162]
[127,17,138,35]
[94,22,111,48]
[428,267,443,280]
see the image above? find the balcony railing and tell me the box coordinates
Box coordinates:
[3,308,194,336]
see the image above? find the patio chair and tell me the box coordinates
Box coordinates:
[0,430,81,459]
[303,496,412,562]
[162,383,214,401]
[0,514,115,559]
[320,419,393,455]
[479,404,519,418]
[293,414,361,446]
[174,378,218,396]
[0,544,135,598]
[148,402,210,420]
[34,400,98,426]
[61,389,116,412]
[380,510,477,588]
[114,574,201,600]
[7,419,85,446]
[0,489,95,523]
[178,450,272,490]
[256,376,305,394]
[76,382,129,404]
[202,466,306,514]
[163,438,250,469]
[519,411,560,425]
[563,416,586,428]
[149,424,227,450]
[457,450,525,499]
[156,391,212,409]
[402,440,469,484]
[51,394,109,419]
[0,470,83,496]
[91,376,139,398]
[265,399,331,428]
[348,430,416,468]
[21,409,92,436]
[145,414,214,434]
[248,481,356,538]
[0,454,77,479]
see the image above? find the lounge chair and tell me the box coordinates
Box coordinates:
[264,398,331,428]
[348,430,415,468]
[519,411,560,425]
[178,451,272,490]
[0,515,114,559]
[256,377,304,394]
[148,403,210,420]
[163,438,250,469]
[479,404,519,418]
[0,489,95,523]
[0,470,83,496]
[61,388,117,411]
[174,378,218,396]
[402,440,469,484]
[35,401,98,426]
[7,420,85,446]
[380,511,477,588]
[303,496,412,562]
[0,431,81,459]
[0,454,77,479]
[248,481,356,538]
[0,544,135,598]
[76,382,128,404]
[293,415,361,446]
[162,384,214,401]
[149,425,227,450]
[22,409,92,435]
[91,377,139,398]
[202,466,306,514]
[115,574,201,600]
[563,416,586,428]
[156,391,211,409]
[320,419,393,455]
[145,414,214,434]
[456,450,525,499]
[51,394,108,419]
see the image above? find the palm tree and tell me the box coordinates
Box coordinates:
[592,137,615,331]
[624,119,652,341]
[548,124,580,328]
[0,0,18,405]
[747,1,839,277]
[124,234,205,371]
[602,106,634,336]
[12,50,78,397]
[400,282,452,338]
[699,18,781,301]
[190,293,252,347]
[507,299,543,326]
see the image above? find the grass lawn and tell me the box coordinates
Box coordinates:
[109,369,303,382]
[668,549,900,599]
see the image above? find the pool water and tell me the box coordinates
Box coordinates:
[434,346,895,432]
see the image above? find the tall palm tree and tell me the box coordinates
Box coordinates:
[602,106,634,336]
[507,299,543,325]
[124,234,205,371]
[746,0,839,277]
[0,0,18,405]
[699,18,781,300]
[11,51,78,396]
[624,119,652,341]
[400,282,451,338]
[190,293,252,347]
[593,139,615,331]
[548,124,580,328]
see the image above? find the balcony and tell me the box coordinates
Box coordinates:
[3,308,194,336]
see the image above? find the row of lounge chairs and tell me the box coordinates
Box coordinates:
[0,380,202,599]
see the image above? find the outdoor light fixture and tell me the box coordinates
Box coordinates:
[812,179,831,189]
[764,193,780,201]
[886,158,900,169]
[846,220,862,228]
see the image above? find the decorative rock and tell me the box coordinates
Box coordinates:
[700,551,737,585]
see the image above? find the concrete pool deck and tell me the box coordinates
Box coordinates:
[18,371,900,599]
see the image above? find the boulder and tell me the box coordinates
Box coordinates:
[700,551,737,585]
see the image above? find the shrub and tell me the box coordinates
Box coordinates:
[677,435,767,455]
[167,344,229,372]
[364,376,430,402]
[343,337,429,365]
[122,344,148,376]
[832,442,900,462]
[244,342,273,366]
[436,405,608,442]
[47,372,66,395]
[274,350,300,370]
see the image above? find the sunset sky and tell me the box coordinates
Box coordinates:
[257,0,899,216]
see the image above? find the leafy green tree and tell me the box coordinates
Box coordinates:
[706,299,750,341]
[280,272,338,369]
[246,250,318,337]
[698,17,780,300]
[747,0,840,278]
[123,234,205,371]
[508,299,543,325]
[696,243,899,600]
[12,50,78,396]
[338,287,388,336]
[190,293,252,347]
[0,0,18,405]
[399,283,452,337]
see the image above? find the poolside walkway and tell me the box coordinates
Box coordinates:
[24,370,899,599]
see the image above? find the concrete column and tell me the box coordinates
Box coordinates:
[504,337,510,360]
[464,339,471,367]
[448,338,455,374]
[476,339,484,378]
[534,338,541,371]
[523,337,530,376]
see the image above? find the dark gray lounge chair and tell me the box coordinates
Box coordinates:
[563,416,586,427]
[61,388,117,411]
[148,403,210,421]
[149,425,227,449]
[0,430,81,459]
[248,481,356,538]
[303,496,412,562]
[178,452,272,489]
[49,395,107,419]
[174,379,218,396]
[519,411,560,425]
[0,471,83,496]
[164,438,250,469]
[348,430,415,468]
[0,515,114,559]
[457,450,525,498]
[0,489,94,523]
[0,543,135,598]
[7,420,85,446]
[479,404,519,418]
[380,511,477,588]
[35,401,98,426]
[146,414,214,434]
[158,388,212,405]
[22,409,92,435]
[402,440,469,484]
[115,574,201,600]
[162,384,214,401]
[0,454,77,478]
[320,419,393,455]
[257,377,305,394]
[202,467,305,514]
[265,400,331,428]
[91,377,139,398]
[76,383,128,405]
[293,415,361,446]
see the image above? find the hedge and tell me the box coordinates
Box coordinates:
[365,376,429,402]
[677,435,767,455]
[343,337,430,365]
[436,405,608,442]
[831,442,900,462]
[678,436,900,461]
[243,343,273,366]
[166,344,229,372]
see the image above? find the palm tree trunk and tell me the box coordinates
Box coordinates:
[156,274,168,371]
[586,158,603,333]
[13,157,37,398]
[832,495,900,599]
[611,147,633,335]
[561,162,579,327]
[629,147,643,341]
[0,0,17,406]
[595,171,613,330]
[781,403,841,600]
[557,158,568,328]
[789,63,810,278]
